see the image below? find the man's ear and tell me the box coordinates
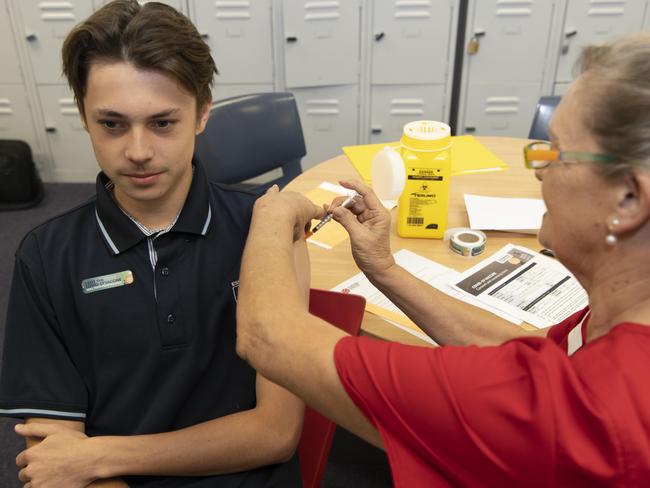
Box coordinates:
[614,170,650,235]
[196,99,212,135]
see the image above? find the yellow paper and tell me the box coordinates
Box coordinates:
[365,303,426,336]
[342,135,508,183]
[303,187,350,249]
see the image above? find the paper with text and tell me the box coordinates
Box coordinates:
[453,244,588,328]
[331,249,522,344]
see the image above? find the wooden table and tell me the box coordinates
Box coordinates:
[286,137,542,346]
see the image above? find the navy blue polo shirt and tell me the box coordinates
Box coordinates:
[0,162,300,487]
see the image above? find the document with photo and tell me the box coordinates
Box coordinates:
[452,244,588,328]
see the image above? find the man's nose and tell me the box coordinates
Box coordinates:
[125,127,154,163]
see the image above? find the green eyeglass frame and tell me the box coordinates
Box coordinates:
[523,141,617,169]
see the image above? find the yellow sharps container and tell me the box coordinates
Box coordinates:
[395,120,452,238]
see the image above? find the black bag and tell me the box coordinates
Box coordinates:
[0,140,44,210]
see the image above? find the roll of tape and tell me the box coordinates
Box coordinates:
[445,228,487,257]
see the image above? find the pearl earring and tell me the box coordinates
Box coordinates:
[605,218,620,246]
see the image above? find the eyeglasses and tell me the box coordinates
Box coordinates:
[523,141,617,169]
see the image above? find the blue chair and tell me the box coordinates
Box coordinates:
[195,92,306,188]
[528,96,561,141]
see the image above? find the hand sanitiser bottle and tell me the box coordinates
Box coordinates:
[372,120,452,238]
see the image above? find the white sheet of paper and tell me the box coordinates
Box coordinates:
[331,249,522,343]
[464,194,546,234]
[452,244,588,328]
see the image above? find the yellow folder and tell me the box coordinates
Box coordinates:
[342,135,508,183]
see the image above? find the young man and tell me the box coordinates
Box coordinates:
[0,1,304,486]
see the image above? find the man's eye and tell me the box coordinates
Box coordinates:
[154,120,175,129]
[100,120,121,130]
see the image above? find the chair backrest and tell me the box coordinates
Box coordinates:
[528,95,561,141]
[194,92,306,188]
[299,289,366,488]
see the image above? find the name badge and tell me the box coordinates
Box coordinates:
[81,270,134,294]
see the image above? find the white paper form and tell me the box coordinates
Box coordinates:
[452,244,588,328]
[331,249,522,344]
[464,194,546,234]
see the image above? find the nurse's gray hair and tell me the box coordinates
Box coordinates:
[574,33,650,176]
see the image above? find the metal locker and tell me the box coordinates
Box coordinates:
[93,0,185,10]
[0,85,38,148]
[369,84,445,143]
[466,0,554,83]
[282,0,360,88]
[290,85,359,169]
[191,0,274,84]
[211,84,275,103]
[371,0,453,85]
[0,1,22,84]
[38,85,96,182]
[555,0,647,83]
[462,81,542,138]
[19,0,94,84]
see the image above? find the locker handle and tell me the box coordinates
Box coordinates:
[200,33,209,40]
[464,126,476,133]
[45,126,57,134]
[26,33,38,42]
[374,32,385,42]
[371,127,383,134]
[286,36,298,43]
[564,29,578,38]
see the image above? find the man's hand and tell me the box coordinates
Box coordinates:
[15,422,97,488]
[330,180,396,278]
[253,185,326,241]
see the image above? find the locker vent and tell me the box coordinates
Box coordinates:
[484,96,519,114]
[0,99,13,116]
[305,1,340,21]
[496,0,532,16]
[216,1,252,20]
[306,98,340,115]
[394,0,431,19]
[588,8,625,16]
[390,98,425,116]
[58,98,79,116]
[39,2,75,21]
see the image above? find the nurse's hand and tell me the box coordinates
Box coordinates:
[254,185,326,241]
[331,180,395,278]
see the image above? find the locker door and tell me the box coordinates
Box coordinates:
[0,1,22,84]
[38,85,97,182]
[291,85,359,169]
[463,81,542,138]
[369,84,445,143]
[93,0,185,10]
[372,0,452,85]
[192,0,274,84]
[556,0,646,83]
[466,0,554,83]
[283,0,360,88]
[0,85,37,147]
[20,0,94,84]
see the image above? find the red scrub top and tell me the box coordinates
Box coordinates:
[334,309,650,487]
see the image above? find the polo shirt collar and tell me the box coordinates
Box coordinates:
[95,161,212,255]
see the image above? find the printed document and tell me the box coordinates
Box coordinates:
[453,244,588,328]
[331,249,522,344]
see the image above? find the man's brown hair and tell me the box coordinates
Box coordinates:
[62,0,217,115]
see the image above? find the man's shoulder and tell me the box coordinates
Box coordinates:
[17,197,97,258]
[206,182,264,231]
